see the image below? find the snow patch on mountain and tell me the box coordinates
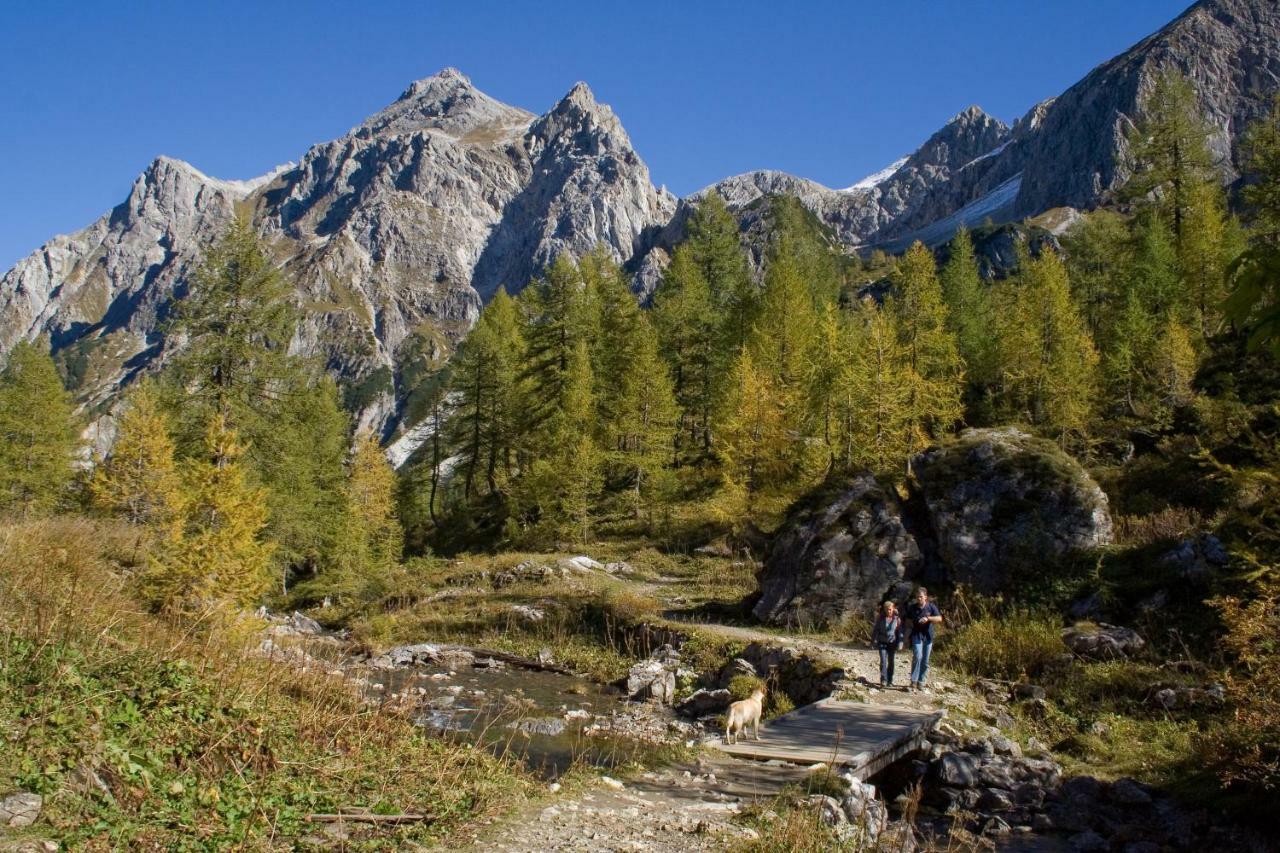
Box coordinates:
[844,157,908,191]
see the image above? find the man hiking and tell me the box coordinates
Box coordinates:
[905,586,942,692]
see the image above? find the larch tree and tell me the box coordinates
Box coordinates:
[716,349,787,516]
[653,244,721,458]
[686,193,755,352]
[1227,94,1280,355]
[1124,69,1218,245]
[164,217,349,582]
[1016,251,1099,444]
[144,414,272,612]
[610,313,679,518]
[0,341,78,517]
[90,382,183,531]
[940,227,990,384]
[890,242,965,450]
[331,431,403,600]
[835,301,914,474]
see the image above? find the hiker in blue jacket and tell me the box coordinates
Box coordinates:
[870,600,904,687]
[905,586,943,692]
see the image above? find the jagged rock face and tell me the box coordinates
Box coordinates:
[703,105,1011,250]
[702,0,1280,252]
[910,428,1113,594]
[1014,0,1280,216]
[0,157,258,409]
[1,69,674,435]
[753,474,922,629]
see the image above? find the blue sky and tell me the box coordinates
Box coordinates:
[0,0,1193,269]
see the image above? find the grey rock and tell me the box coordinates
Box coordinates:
[753,473,922,627]
[716,658,760,687]
[1063,623,1145,661]
[1161,534,1230,579]
[675,688,732,718]
[991,735,1023,758]
[627,656,677,704]
[933,752,981,788]
[979,761,1018,790]
[981,815,1012,836]
[508,717,568,737]
[509,604,546,623]
[1013,683,1046,701]
[799,795,845,828]
[1070,830,1110,853]
[1111,778,1153,806]
[0,792,42,828]
[978,787,1015,812]
[287,611,324,635]
[912,428,1113,593]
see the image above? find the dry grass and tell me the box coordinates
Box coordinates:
[0,516,531,849]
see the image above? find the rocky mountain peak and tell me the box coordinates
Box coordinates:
[354,67,532,140]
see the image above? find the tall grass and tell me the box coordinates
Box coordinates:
[935,607,1064,681]
[0,517,531,849]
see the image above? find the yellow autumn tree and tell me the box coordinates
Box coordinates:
[320,431,404,602]
[716,349,788,520]
[142,414,272,611]
[90,383,184,532]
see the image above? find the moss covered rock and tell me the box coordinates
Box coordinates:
[911,427,1112,593]
[752,473,922,628]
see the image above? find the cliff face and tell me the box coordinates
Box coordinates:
[703,0,1280,250]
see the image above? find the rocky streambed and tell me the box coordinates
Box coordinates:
[258,614,709,779]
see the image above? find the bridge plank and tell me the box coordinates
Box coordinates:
[710,698,942,777]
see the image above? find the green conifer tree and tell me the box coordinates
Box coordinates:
[890,242,965,449]
[0,341,78,516]
[1125,69,1217,244]
[652,244,720,457]
[610,314,679,518]
[940,228,990,383]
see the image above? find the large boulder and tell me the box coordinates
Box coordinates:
[911,428,1112,593]
[753,474,921,627]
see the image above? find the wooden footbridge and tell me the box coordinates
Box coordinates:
[711,698,943,780]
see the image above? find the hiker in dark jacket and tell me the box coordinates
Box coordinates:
[905,586,943,692]
[870,600,904,687]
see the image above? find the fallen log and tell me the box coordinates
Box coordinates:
[305,812,428,824]
[440,644,577,675]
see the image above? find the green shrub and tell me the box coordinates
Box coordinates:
[729,673,766,700]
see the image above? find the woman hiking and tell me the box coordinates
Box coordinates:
[870,600,904,688]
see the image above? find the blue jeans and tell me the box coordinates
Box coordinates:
[911,636,933,685]
[877,645,896,685]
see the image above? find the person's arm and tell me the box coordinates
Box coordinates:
[930,604,943,624]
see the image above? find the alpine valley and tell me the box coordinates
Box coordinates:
[4,0,1277,451]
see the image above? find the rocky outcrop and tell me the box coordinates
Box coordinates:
[911,428,1113,594]
[752,474,922,628]
[0,157,259,411]
[701,0,1280,253]
[755,428,1112,620]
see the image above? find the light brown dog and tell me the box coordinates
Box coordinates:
[724,685,765,744]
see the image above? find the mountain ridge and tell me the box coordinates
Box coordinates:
[2,0,1278,445]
